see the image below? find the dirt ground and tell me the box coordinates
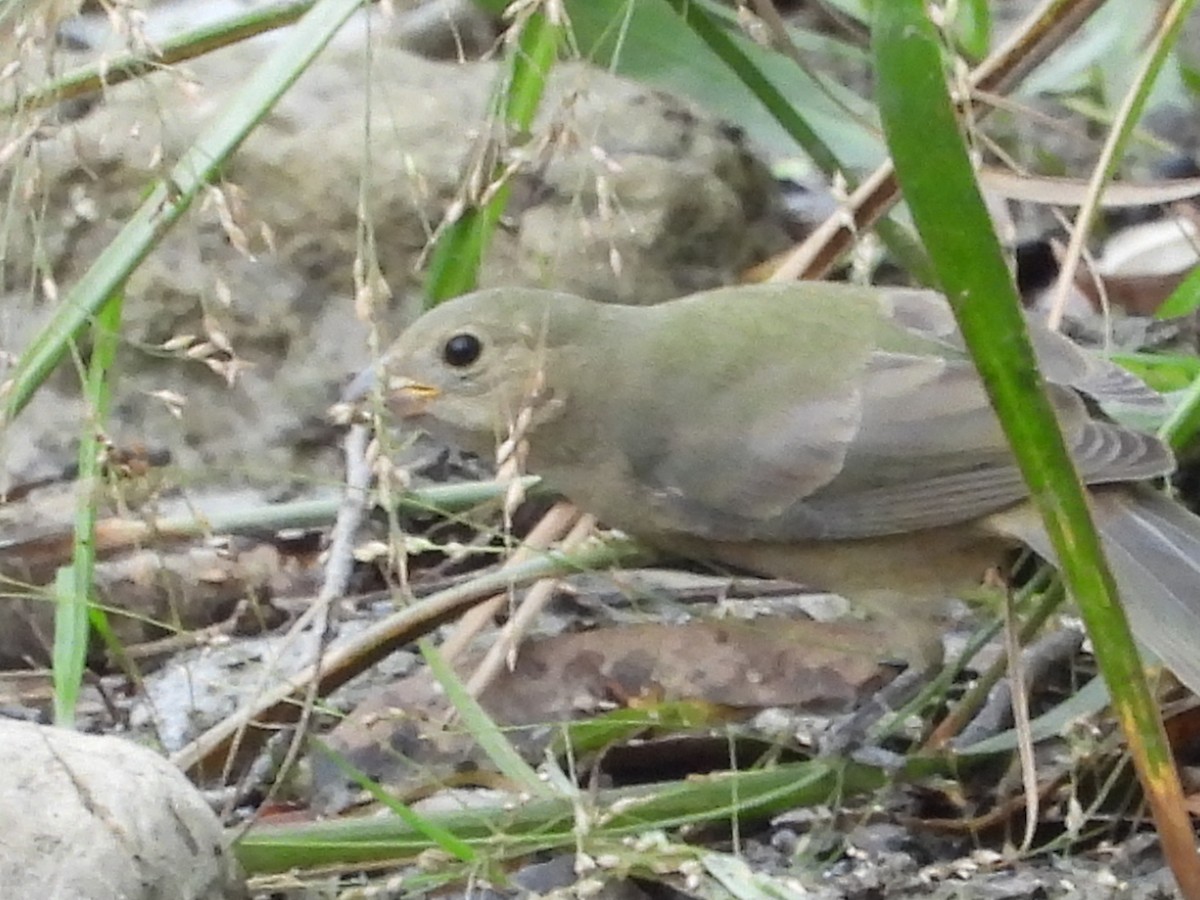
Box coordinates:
[4,2,1200,898]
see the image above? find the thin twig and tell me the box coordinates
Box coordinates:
[440,500,580,663]
[170,534,647,778]
[218,424,372,804]
[767,0,1108,282]
[1045,1,1186,330]
[465,513,596,698]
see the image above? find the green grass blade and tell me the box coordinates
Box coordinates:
[424,9,560,302]
[1156,271,1200,453]
[420,640,551,797]
[650,0,928,277]
[51,566,88,726]
[474,0,884,166]
[656,0,841,175]
[309,738,478,863]
[4,1,319,116]
[873,3,1200,890]
[54,290,123,725]
[1046,0,1196,326]
[1159,373,1200,455]
[2,0,366,426]
[235,756,905,873]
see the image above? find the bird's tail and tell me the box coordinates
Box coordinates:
[988,486,1200,696]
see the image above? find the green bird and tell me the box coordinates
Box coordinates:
[352,281,1200,688]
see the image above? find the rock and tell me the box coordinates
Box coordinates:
[3,21,788,488]
[0,718,245,899]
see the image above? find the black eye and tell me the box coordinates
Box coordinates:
[442,333,482,367]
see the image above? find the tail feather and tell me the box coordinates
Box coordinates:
[989,487,1200,696]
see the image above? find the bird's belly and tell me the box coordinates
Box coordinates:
[694,526,1013,602]
[651,524,1018,665]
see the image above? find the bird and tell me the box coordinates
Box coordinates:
[349,281,1200,690]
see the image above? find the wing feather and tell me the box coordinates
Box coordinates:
[597,284,1173,542]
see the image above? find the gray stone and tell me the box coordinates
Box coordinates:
[0,718,245,899]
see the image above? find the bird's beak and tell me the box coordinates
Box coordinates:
[384,377,441,417]
[342,365,441,418]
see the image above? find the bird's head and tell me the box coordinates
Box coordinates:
[344,289,595,455]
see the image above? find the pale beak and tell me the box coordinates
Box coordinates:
[342,366,441,418]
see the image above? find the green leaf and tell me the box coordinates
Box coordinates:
[1154,263,1200,319]
[952,0,992,61]
[1112,351,1200,394]
[474,0,883,165]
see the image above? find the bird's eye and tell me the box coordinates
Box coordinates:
[442,333,483,368]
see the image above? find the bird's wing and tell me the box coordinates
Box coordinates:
[798,352,1169,537]
[883,287,1168,415]
[610,285,878,537]
[618,285,1171,542]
